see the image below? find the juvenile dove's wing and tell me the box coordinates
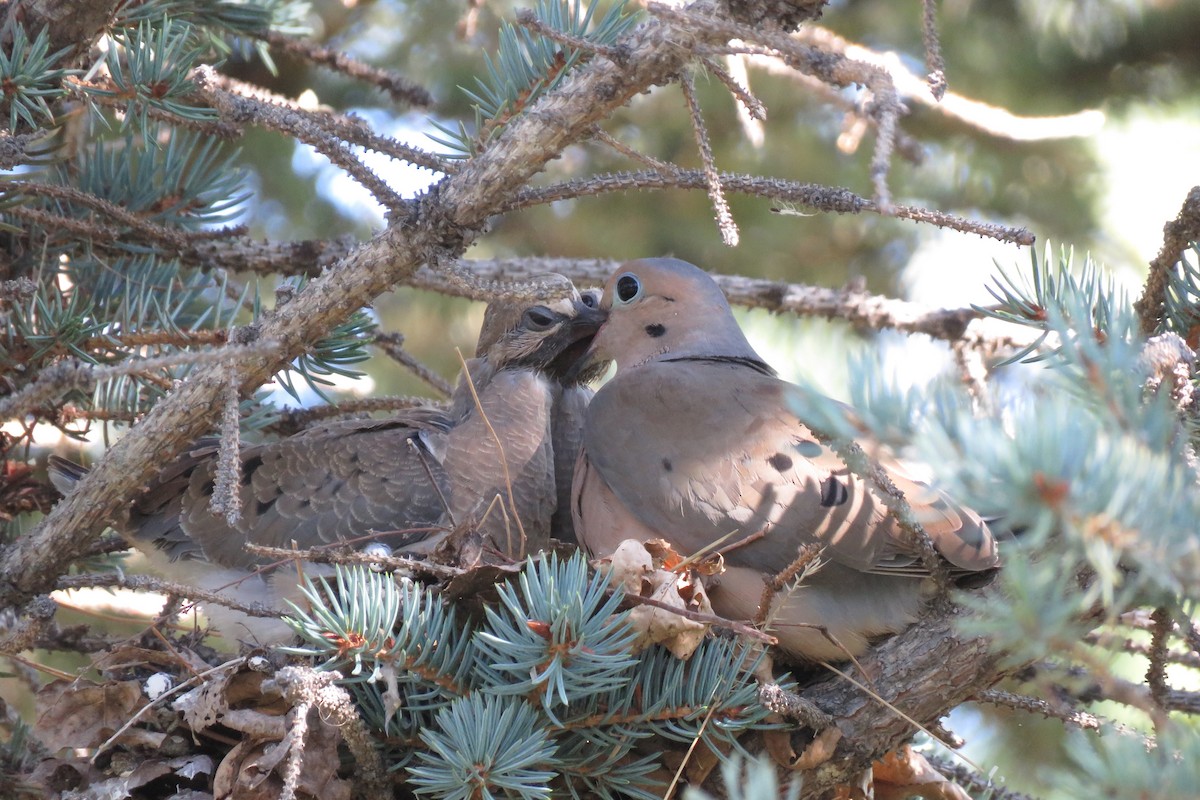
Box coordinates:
[48,287,606,643]
[144,411,455,568]
[51,409,456,571]
[550,384,594,544]
[443,368,557,558]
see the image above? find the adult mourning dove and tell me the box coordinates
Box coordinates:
[50,289,605,643]
[570,258,998,662]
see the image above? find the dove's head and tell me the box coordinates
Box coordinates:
[476,288,608,385]
[581,257,762,371]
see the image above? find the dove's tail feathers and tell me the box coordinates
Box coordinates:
[48,455,88,495]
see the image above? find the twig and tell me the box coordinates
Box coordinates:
[1135,186,1200,334]
[925,754,1043,800]
[269,395,434,433]
[681,69,739,246]
[514,9,626,62]
[716,54,765,147]
[650,3,902,210]
[260,30,433,107]
[210,371,244,526]
[504,169,1034,245]
[243,542,463,579]
[3,180,247,250]
[0,342,280,422]
[920,0,947,100]
[192,67,408,210]
[1147,607,1173,712]
[57,572,280,619]
[702,56,766,122]
[589,126,679,175]
[952,339,994,415]
[975,688,1103,731]
[792,26,1105,141]
[373,332,455,398]
[620,592,777,644]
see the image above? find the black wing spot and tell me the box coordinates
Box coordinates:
[767,452,793,472]
[820,476,849,507]
[645,323,666,338]
[662,458,673,472]
[256,497,277,516]
[242,455,264,485]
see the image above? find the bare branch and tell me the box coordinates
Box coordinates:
[920,0,947,100]
[504,169,1034,245]
[681,69,739,246]
[1135,185,1200,334]
[260,30,434,107]
[56,572,280,620]
[192,68,408,209]
[373,332,455,398]
[650,3,903,210]
[792,26,1105,142]
[975,688,1104,732]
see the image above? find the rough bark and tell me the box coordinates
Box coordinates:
[0,0,827,605]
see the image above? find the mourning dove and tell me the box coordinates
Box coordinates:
[571,258,998,662]
[50,289,605,643]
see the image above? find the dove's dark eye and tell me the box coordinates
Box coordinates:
[615,273,642,304]
[522,306,557,330]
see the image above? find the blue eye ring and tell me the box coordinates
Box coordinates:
[614,273,642,304]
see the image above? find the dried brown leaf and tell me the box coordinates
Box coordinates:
[35,679,143,751]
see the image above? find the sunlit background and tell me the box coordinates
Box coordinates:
[13,1,1199,794]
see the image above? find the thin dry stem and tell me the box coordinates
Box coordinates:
[504,169,1034,245]
[452,348,527,557]
[373,332,455,398]
[590,126,679,175]
[703,55,766,121]
[210,372,244,527]
[921,0,947,100]
[193,67,408,209]
[261,30,433,107]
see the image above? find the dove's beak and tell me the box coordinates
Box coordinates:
[560,302,609,384]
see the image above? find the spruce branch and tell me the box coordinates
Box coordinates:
[920,0,947,100]
[790,25,1104,142]
[504,169,1034,245]
[372,332,455,399]
[1137,186,1200,335]
[4,0,710,604]
[192,66,407,210]
[259,30,434,107]
[589,126,680,174]
[55,571,281,622]
[649,2,903,211]
[681,69,739,247]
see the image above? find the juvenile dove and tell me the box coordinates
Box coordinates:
[50,289,605,643]
[571,258,998,662]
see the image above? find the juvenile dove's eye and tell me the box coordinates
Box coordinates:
[523,307,556,330]
[615,274,641,304]
[580,291,599,309]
